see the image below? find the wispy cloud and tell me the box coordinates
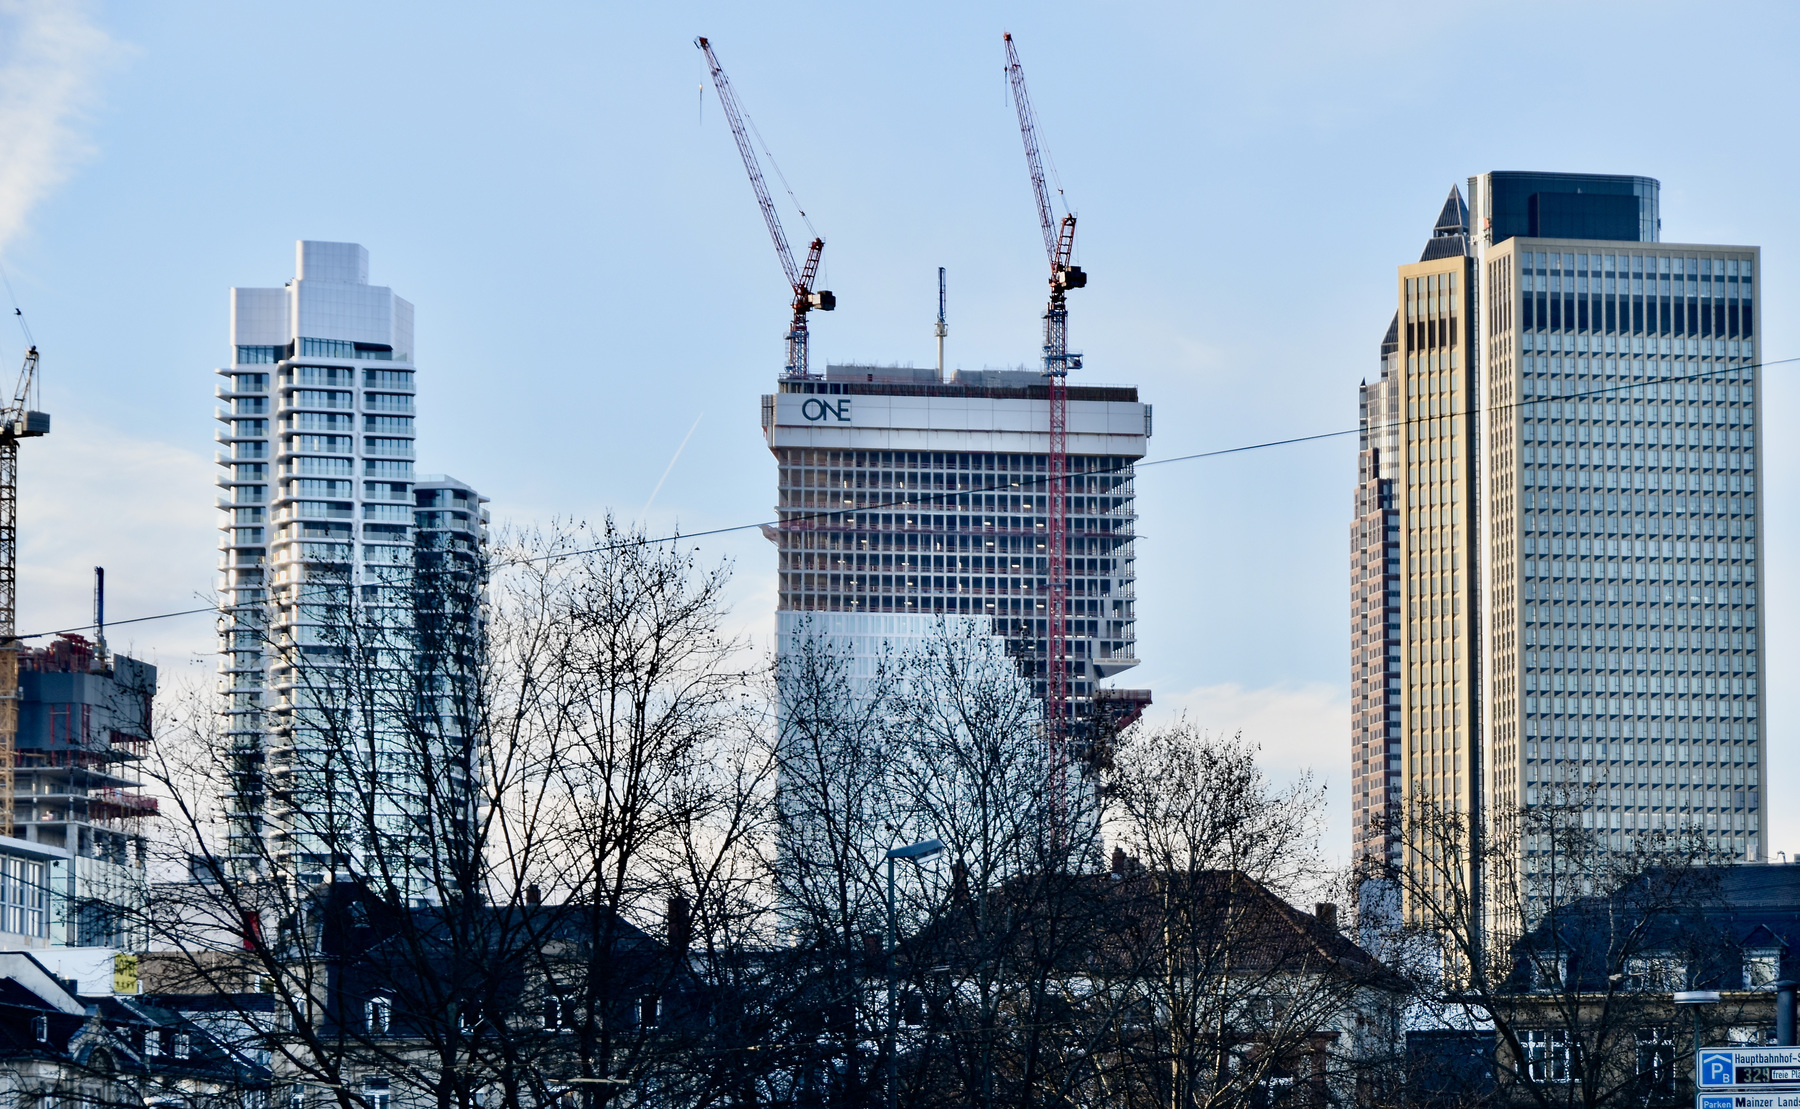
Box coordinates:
[16,413,217,672]
[0,0,116,254]
[1146,681,1350,863]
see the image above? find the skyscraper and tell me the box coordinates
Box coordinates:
[762,363,1153,810]
[217,242,488,892]
[1355,174,1764,919]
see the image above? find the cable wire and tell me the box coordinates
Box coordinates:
[28,349,1785,639]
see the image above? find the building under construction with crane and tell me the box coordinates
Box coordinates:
[702,35,1151,808]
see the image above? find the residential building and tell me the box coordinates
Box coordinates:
[1357,172,1766,924]
[216,241,488,895]
[905,859,1407,1109]
[0,950,260,1107]
[1480,861,1799,1109]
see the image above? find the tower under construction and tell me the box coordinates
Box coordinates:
[762,363,1152,749]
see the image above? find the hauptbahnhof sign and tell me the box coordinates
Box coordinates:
[1698,1048,1800,1109]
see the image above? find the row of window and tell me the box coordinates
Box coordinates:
[1526,737,1753,764]
[1518,250,1752,279]
[1520,290,1750,337]
[1525,670,1756,697]
[1523,646,1752,673]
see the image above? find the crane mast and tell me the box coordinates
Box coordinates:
[697,36,835,378]
[1004,33,1086,775]
[0,346,47,835]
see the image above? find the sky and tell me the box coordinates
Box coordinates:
[0,0,1795,866]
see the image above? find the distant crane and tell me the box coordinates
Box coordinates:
[1004,32,1086,761]
[697,37,835,378]
[0,346,48,834]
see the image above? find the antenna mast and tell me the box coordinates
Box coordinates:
[935,267,947,380]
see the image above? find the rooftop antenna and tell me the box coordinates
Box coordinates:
[935,267,947,381]
[93,567,106,666]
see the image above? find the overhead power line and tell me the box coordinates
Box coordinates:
[19,351,1786,641]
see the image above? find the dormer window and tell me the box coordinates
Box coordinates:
[1746,948,1782,990]
[366,996,392,1035]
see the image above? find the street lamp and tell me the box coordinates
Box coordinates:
[886,838,944,1109]
[1675,989,1721,1081]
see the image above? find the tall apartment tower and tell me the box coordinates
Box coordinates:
[1358,174,1766,920]
[216,242,489,891]
[761,364,1153,795]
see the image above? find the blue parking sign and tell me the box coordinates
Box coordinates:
[1698,1096,1735,1109]
[1700,1052,1735,1088]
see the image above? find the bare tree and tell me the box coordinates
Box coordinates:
[1385,793,1729,1109]
[138,519,772,1109]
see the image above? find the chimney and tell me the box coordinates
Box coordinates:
[667,896,692,953]
[525,884,541,906]
[1111,847,1127,880]
[1315,902,1338,932]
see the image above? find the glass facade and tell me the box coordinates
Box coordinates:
[1482,172,1660,245]
[1490,242,1763,872]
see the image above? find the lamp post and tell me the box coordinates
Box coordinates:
[886,838,944,1109]
[1675,989,1721,1089]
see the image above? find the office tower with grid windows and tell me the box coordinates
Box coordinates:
[1353,189,1478,905]
[1357,173,1767,924]
[1471,171,1763,881]
[762,364,1153,787]
[216,241,488,891]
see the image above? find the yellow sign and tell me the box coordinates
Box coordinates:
[113,952,138,995]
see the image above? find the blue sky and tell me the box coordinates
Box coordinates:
[0,1,1795,863]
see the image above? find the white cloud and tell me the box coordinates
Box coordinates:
[15,412,218,673]
[0,0,115,254]
[1144,681,1351,865]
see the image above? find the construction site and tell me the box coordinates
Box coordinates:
[0,344,157,950]
[700,34,1152,802]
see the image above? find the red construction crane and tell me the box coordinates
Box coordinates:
[697,37,835,379]
[1004,33,1085,766]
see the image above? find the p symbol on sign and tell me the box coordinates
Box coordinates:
[1699,1051,1734,1087]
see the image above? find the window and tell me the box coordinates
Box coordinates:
[366,996,392,1035]
[173,1031,191,1059]
[0,855,48,937]
[299,337,356,359]
[1636,1027,1676,1097]
[544,993,572,1032]
[1625,954,1686,992]
[362,1079,391,1109]
[1521,1029,1570,1082]
[32,1013,47,1042]
[1746,948,1782,990]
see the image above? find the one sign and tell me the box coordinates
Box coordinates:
[1698,1048,1800,1089]
[1698,1093,1800,1109]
